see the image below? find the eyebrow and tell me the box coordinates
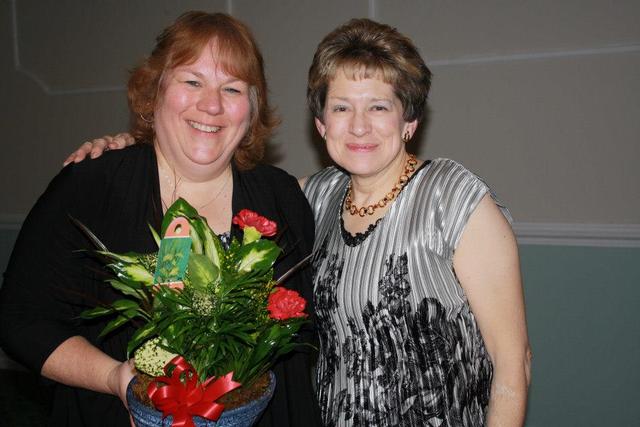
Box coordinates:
[173,68,244,85]
[328,96,393,103]
[178,70,205,79]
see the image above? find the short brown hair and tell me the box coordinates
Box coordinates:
[128,11,278,170]
[307,18,432,123]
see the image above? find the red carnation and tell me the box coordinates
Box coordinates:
[267,287,307,320]
[232,209,277,237]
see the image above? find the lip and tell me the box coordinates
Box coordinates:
[346,143,378,152]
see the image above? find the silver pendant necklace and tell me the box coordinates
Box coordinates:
[159,165,232,211]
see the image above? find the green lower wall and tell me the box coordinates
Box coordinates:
[520,245,640,426]
[1,229,639,425]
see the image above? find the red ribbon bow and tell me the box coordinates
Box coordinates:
[147,356,241,427]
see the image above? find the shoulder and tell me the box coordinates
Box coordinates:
[302,166,348,223]
[426,158,478,182]
[234,163,315,257]
[421,158,512,250]
[234,163,311,213]
[37,145,143,197]
[415,158,489,200]
[71,143,154,172]
[306,166,346,183]
[239,163,299,187]
[62,144,154,185]
[36,144,156,227]
[303,166,348,197]
[235,163,304,203]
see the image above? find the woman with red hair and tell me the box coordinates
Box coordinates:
[0,12,320,426]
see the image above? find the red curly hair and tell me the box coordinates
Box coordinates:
[128,11,278,170]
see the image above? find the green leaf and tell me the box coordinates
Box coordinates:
[153,286,186,308]
[188,253,219,290]
[107,279,144,299]
[191,220,223,269]
[99,314,131,337]
[112,299,140,312]
[69,216,107,251]
[79,306,113,319]
[161,198,199,233]
[96,250,142,264]
[190,230,204,255]
[236,240,281,274]
[159,199,227,260]
[112,263,154,285]
[123,308,140,320]
[148,224,161,248]
[127,323,157,356]
[242,226,261,245]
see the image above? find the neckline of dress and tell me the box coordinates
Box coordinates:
[339,159,432,247]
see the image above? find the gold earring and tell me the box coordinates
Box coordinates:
[139,112,153,124]
[323,132,327,140]
[402,131,411,143]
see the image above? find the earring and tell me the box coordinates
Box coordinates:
[139,112,153,124]
[402,131,411,143]
[323,132,327,140]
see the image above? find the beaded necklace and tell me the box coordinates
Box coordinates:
[344,153,417,217]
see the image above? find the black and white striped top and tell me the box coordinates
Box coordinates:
[304,158,510,427]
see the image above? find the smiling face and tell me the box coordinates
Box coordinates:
[315,70,417,180]
[153,42,252,177]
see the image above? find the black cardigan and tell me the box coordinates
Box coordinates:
[0,144,321,426]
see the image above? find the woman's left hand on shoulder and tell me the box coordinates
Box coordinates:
[63,133,134,166]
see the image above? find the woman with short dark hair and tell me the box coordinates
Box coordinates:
[304,19,530,426]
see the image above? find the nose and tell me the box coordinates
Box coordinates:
[349,110,370,137]
[196,89,223,115]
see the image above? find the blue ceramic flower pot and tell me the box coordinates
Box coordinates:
[127,372,275,427]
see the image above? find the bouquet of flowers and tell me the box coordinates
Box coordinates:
[78,198,309,426]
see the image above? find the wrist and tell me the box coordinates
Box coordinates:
[106,361,124,397]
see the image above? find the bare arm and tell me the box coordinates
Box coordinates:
[453,195,532,427]
[41,336,136,407]
[63,133,135,166]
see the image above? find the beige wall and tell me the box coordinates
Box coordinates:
[1,0,639,239]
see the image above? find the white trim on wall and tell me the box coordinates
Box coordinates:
[0,214,24,231]
[429,43,640,68]
[1,215,639,248]
[514,223,640,248]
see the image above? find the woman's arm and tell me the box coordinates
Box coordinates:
[453,194,532,427]
[0,160,139,422]
[41,336,135,406]
[63,133,134,166]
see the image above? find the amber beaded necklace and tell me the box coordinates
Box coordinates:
[344,153,418,217]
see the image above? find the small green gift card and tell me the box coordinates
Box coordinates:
[153,217,192,286]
